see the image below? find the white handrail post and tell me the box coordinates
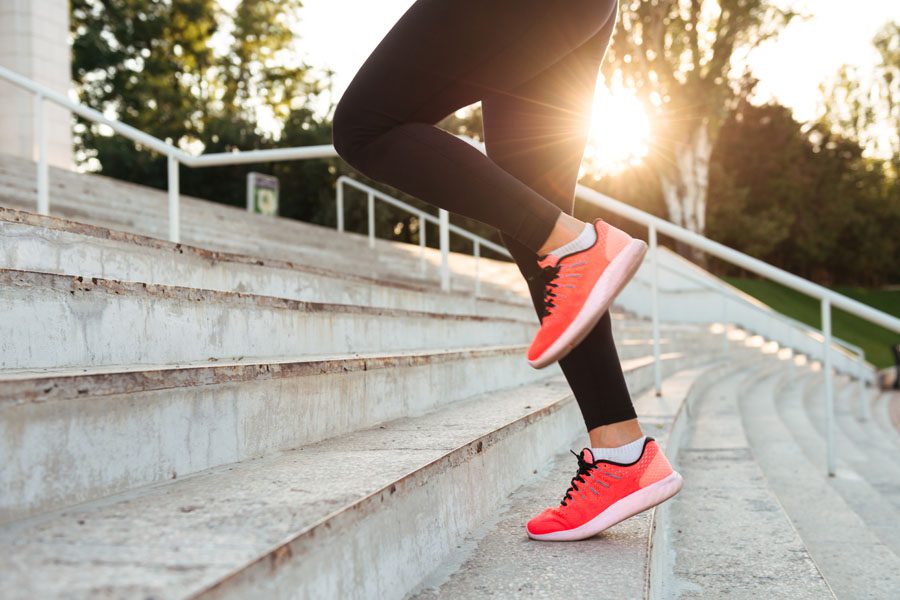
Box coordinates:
[336,179,344,232]
[649,224,662,396]
[857,349,868,421]
[439,209,450,292]
[167,154,180,243]
[788,327,795,387]
[473,240,481,297]
[721,293,729,353]
[418,214,427,274]
[34,93,49,215]
[367,192,375,248]
[821,298,836,477]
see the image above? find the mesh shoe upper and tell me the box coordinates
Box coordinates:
[526,438,674,536]
[526,218,633,363]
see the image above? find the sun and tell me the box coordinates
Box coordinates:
[583,82,652,177]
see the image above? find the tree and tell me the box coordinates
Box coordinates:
[604,0,798,240]
[706,98,900,286]
[71,0,335,213]
[71,0,218,167]
[819,21,899,175]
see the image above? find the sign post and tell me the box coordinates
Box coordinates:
[246,172,279,216]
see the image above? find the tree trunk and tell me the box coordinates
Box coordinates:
[660,121,712,265]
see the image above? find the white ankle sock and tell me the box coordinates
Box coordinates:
[591,435,647,464]
[546,222,595,257]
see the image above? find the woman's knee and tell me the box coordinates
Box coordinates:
[331,94,371,171]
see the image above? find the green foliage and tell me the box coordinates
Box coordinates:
[70,0,337,222]
[706,97,900,286]
[71,0,218,143]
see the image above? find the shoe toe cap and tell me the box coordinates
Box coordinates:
[526,508,568,536]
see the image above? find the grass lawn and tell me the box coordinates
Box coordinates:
[723,277,900,370]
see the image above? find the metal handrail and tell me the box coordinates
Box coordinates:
[4,64,897,476]
[336,176,510,293]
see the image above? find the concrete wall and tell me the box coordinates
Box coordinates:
[0,0,72,168]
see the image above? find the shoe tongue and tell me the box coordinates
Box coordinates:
[537,253,562,268]
[580,448,596,464]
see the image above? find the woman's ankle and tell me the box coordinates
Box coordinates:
[537,212,587,256]
[588,418,643,448]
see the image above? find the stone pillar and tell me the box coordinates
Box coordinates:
[0,0,73,168]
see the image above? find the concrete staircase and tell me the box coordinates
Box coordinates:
[654,356,900,598]
[2,156,898,598]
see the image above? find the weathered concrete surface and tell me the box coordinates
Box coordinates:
[407,365,721,600]
[740,365,900,599]
[0,269,536,370]
[0,210,534,321]
[833,383,900,510]
[0,377,580,599]
[798,375,900,548]
[660,363,834,599]
[0,352,711,599]
[0,345,556,523]
[0,267,716,372]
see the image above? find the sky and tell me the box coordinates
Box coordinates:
[291,0,900,123]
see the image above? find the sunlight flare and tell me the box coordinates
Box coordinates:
[584,82,651,176]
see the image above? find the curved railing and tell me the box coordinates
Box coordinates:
[2,64,898,476]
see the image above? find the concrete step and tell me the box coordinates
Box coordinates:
[834,384,900,508]
[0,191,508,300]
[834,381,900,457]
[873,391,900,449]
[0,207,534,321]
[793,374,900,553]
[739,364,900,598]
[0,269,536,370]
[0,156,528,301]
[659,361,834,599]
[0,162,426,263]
[407,359,733,599]
[0,349,706,599]
[0,345,556,523]
[4,210,719,344]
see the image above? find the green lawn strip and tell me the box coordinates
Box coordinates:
[722,277,900,370]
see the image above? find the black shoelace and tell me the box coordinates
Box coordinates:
[560,449,597,507]
[535,263,561,320]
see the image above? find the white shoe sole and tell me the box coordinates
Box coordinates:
[526,470,684,542]
[528,238,648,369]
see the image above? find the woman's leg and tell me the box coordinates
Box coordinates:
[331,0,619,254]
[481,12,640,441]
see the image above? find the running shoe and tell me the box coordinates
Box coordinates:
[527,218,647,369]
[526,437,683,541]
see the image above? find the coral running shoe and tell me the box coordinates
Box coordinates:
[527,218,647,369]
[526,437,683,541]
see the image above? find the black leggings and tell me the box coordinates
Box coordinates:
[331,0,636,430]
